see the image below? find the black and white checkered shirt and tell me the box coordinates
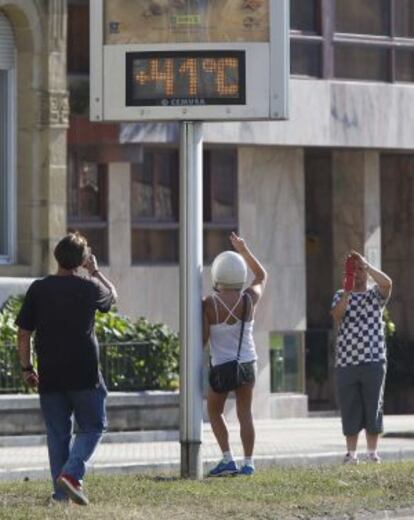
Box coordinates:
[332,285,389,367]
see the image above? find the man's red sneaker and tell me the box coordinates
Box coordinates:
[57,473,89,506]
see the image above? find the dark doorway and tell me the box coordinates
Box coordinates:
[304,150,336,410]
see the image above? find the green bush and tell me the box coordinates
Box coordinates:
[0,296,26,392]
[383,308,396,343]
[0,295,179,392]
[97,309,180,391]
[0,295,23,344]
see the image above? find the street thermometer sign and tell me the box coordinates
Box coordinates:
[90,0,289,479]
[90,0,289,121]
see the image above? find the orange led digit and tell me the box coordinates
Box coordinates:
[126,51,246,107]
[135,59,174,97]
[150,59,174,97]
[202,58,217,74]
[178,58,198,96]
[216,58,239,96]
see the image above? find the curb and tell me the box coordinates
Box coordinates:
[312,508,414,519]
[3,449,414,482]
[0,429,180,448]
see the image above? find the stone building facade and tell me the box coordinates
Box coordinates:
[0,0,68,276]
[1,1,414,417]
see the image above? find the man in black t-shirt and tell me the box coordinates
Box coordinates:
[16,232,117,505]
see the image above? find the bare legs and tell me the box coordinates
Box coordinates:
[235,384,255,458]
[345,432,379,452]
[366,432,379,451]
[207,384,255,458]
[345,434,358,453]
[207,390,230,453]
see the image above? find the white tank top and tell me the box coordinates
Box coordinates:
[209,292,257,367]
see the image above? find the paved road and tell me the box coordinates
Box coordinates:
[1,415,414,481]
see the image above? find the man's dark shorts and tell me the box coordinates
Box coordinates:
[336,361,386,436]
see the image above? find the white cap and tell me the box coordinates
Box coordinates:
[211,251,247,289]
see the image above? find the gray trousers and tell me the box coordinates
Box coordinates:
[335,362,386,436]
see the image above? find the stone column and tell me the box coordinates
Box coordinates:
[0,1,67,274]
[36,0,69,274]
[237,146,307,419]
[106,163,131,289]
[332,151,381,288]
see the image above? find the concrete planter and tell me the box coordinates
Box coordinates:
[0,391,307,435]
[0,392,180,435]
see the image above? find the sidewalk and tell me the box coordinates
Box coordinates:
[1,415,414,481]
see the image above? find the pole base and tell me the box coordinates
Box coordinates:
[180,441,202,480]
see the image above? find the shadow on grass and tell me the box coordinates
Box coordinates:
[150,475,181,482]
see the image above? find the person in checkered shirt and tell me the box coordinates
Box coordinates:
[331,250,392,465]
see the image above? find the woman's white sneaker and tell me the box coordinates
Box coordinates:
[343,453,359,465]
[367,453,381,464]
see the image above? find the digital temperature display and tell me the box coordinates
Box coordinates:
[126,51,246,107]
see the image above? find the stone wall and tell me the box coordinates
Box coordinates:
[0,0,68,276]
[0,392,308,435]
[202,80,414,150]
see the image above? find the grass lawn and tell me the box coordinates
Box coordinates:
[1,462,414,520]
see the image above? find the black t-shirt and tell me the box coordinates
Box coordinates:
[15,274,113,393]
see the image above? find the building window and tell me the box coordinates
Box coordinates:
[291,0,321,33]
[395,49,414,82]
[130,147,238,264]
[67,2,89,74]
[0,71,11,260]
[290,0,323,78]
[67,154,109,264]
[335,0,389,36]
[0,13,16,263]
[290,0,414,83]
[270,332,305,393]
[334,45,390,81]
[203,149,238,263]
[395,0,414,38]
[67,1,90,116]
[291,39,322,77]
[131,149,179,264]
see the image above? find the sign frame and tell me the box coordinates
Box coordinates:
[90,0,289,122]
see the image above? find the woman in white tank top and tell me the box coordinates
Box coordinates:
[203,232,267,477]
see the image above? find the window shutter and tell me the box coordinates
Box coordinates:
[0,13,15,70]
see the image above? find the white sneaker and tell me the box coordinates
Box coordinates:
[367,453,381,464]
[343,452,359,465]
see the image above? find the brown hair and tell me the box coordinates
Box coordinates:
[54,232,88,270]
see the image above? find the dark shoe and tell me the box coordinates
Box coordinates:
[239,463,255,476]
[207,459,239,477]
[57,473,89,506]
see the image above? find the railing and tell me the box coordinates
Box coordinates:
[0,343,26,393]
[0,341,169,393]
[101,341,160,391]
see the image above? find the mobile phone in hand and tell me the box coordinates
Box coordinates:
[343,255,356,292]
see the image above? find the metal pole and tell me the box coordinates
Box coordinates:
[179,121,204,479]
